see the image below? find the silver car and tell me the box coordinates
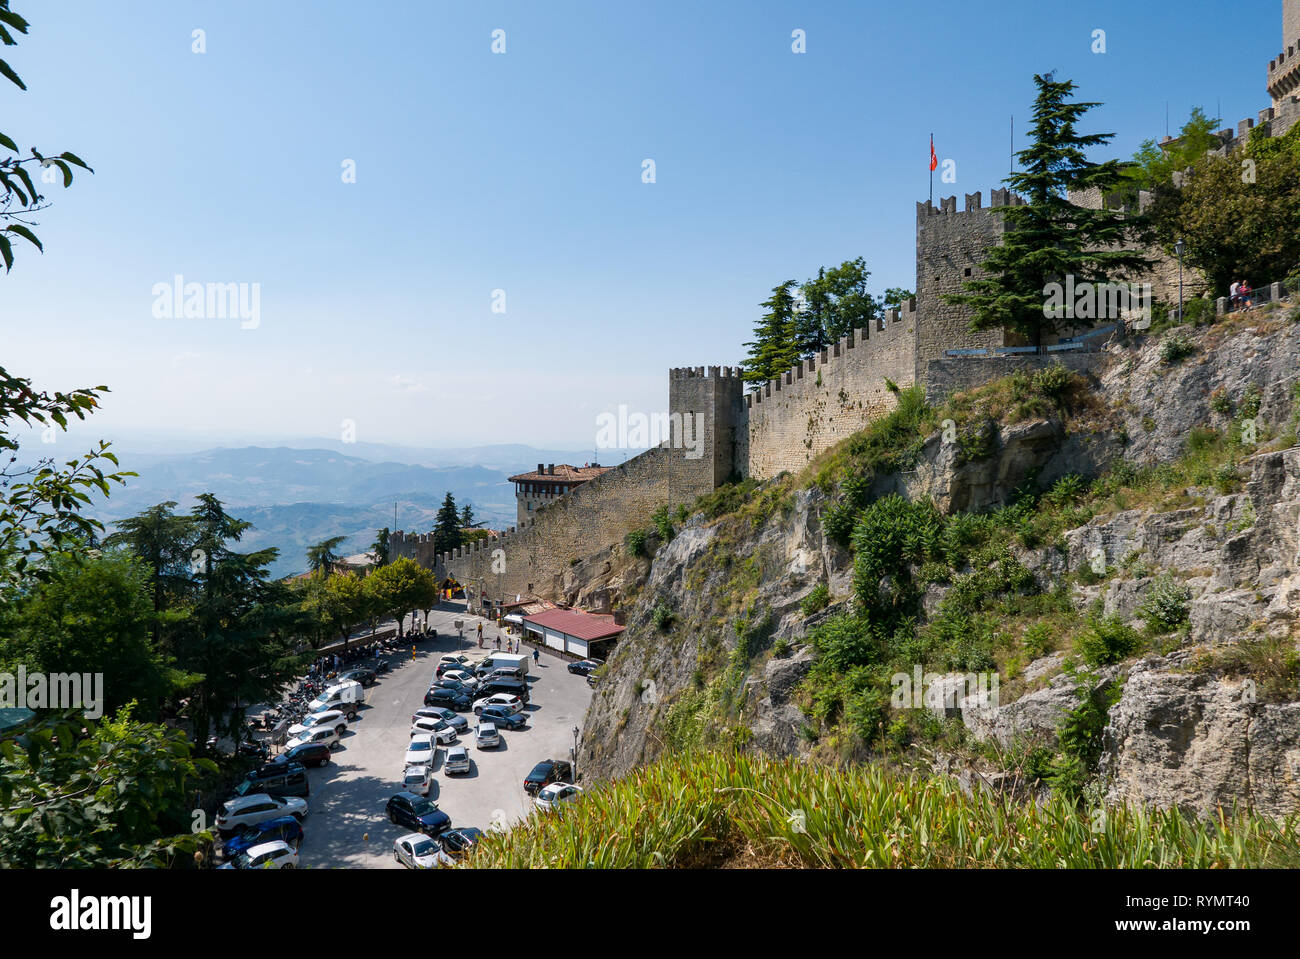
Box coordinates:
[474,723,500,750]
[444,745,471,775]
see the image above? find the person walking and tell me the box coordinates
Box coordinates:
[477,622,483,643]
[533,646,540,666]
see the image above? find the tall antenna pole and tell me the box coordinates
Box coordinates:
[393,501,397,532]
[1165,101,1169,138]
[1010,115,1014,175]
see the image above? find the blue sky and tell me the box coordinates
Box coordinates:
[1,0,1282,452]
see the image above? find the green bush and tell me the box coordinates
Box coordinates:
[651,505,675,543]
[800,582,830,617]
[651,604,674,632]
[1159,334,1196,364]
[625,528,648,558]
[1075,615,1140,666]
[1138,576,1192,634]
[1022,622,1057,659]
[1031,362,1072,401]
[823,500,859,548]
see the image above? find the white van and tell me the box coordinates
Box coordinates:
[307,680,364,717]
[476,652,529,679]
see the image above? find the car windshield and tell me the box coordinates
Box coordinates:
[411,799,436,816]
[409,740,431,751]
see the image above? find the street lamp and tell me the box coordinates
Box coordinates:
[1175,238,1186,322]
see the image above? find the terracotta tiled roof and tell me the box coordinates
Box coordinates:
[522,607,625,641]
[508,464,612,483]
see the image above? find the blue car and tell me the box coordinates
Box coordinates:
[221,815,304,860]
[386,792,451,837]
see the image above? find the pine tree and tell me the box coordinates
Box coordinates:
[459,503,475,528]
[433,492,462,556]
[742,280,802,387]
[946,73,1150,347]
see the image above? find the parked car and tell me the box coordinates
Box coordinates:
[523,759,574,796]
[286,709,347,739]
[477,679,530,703]
[306,680,364,718]
[432,678,478,696]
[534,782,583,812]
[483,666,526,683]
[410,716,458,744]
[284,724,341,752]
[234,761,309,799]
[385,792,451,836]
[413,707,468,732]
[437,653,470,669]
[479,705,527,730]
[439,669,479,687]
[424,687,472,711]
[220,839,298,869]
[473,693,523,716]
[437,827,484,861]
[270,741,332,768]
[393,832,453,869]
[404,733,438,767]
[337,667,377,687]
[215,793,308,836]
[402,764,433,797]
[444,745,472,775]
[474,722,500,749]
[567,659,601,676]
[221,815,303,860]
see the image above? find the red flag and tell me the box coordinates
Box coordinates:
[930,136,938,172]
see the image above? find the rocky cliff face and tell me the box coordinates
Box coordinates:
[580,314,1300,818]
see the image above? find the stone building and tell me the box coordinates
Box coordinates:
[508,463,611,525]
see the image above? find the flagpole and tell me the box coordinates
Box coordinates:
[929,132,934,207]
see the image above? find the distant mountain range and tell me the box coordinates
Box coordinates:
[80,443,630,580]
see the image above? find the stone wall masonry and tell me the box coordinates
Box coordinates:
[923,352,1102,406]
[915,190,1013,364]
[428,444,674,602]
[743,304,918,480]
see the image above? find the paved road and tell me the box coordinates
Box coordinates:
[293,602,592,868]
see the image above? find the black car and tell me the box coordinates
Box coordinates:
[424,687,472,711]
[438,827,484,861]
[270,742,332,768]
[478,679,530,703]
[235,761,310,798]
[432,678,477,695]
[479,705,527,730]
[386,792,451,836]
[338,668,377,687]
[523,759,574,796]
[567,659,601,676]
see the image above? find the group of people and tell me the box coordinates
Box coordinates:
[476,620,521,653]
[1229,279,1254,310]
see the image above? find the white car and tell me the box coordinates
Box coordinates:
[472,694,523,716]
[438,654,470,668]
[215,794,308,835]
[402,764,433,796]
[404,733,438,767]
[393,832,454,869]
[444,745,472,775]
[286,709,347,739]
[284,724,341,752]
[225,840,299,870]
[410,716,458,744]
[441,669,479,687]
[534,782,583,813]
[474,723,500,749]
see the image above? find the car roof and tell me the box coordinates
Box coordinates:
[477,722,498,732]
[396,832,431,845]
[447,745,468,756]
[227,793,274,808]
[245,840,292,857]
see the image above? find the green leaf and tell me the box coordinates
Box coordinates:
[0,57,24,90]
[0,234,12,272]
[0,130,15,152]
[5,223,41,252]
[58,151,92,172]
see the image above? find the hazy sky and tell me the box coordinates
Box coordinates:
[1,0,1278,451]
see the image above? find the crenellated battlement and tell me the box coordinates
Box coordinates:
[670,365,743,380]
[917,188,1025,221]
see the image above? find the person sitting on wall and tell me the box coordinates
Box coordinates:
[1237,280,1252,309]
[1229,280,1240,309]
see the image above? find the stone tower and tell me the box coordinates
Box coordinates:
[1269,0,1300,133]
[666,366,745,505]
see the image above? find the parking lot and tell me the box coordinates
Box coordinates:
[291,603,593,868]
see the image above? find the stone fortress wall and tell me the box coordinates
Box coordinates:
[394,3,1300,604]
